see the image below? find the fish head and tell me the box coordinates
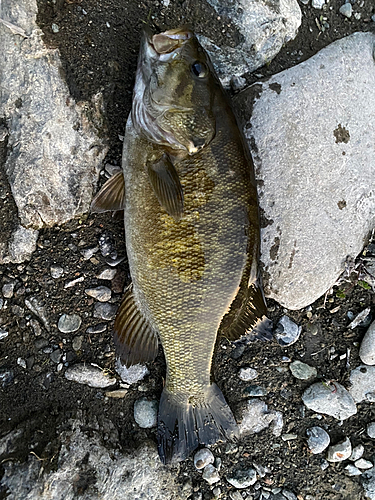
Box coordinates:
[132,27,217,155]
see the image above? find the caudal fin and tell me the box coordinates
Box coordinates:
[157,383,238,464]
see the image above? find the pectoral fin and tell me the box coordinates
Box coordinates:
[147,154,184,221]
[114,285,158,367]
[91,171,125,213]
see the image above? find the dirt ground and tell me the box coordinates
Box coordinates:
[1,0,375,499]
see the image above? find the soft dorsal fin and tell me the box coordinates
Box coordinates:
[91,171,125,213]
[114,285,159,367]
[147,153,184,221]
[219,282,273,342]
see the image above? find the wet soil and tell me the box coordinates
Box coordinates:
[1,1,375,499]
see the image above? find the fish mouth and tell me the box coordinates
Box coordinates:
[143,26,193,61]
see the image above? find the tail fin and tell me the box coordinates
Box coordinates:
[157,383,238,464]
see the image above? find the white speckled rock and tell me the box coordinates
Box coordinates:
[302,382,357,420]
[327,437,352,462]
[133,398,158,429]
[200,0,301,87]
[359,320,375,365]
[235,32,375,309]
[65,364,116,388]
[115,359,149,385]
[349,365,375,403]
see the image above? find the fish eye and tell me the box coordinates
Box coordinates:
[191,61,208,78]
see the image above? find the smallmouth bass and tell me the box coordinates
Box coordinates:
[92,27,272,464]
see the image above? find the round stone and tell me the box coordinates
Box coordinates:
[58,314,82,333]
[339,3,352,18]
[274,316,302,346]
[194,448,214,470]
[302,382,357,420]
[290,360,317,380]
[327,437,352,462]
[306,426,330,454]
[50,265,63,278]
[133,398,158,428]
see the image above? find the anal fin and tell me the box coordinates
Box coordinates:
[219,282,273,342]
[91,171,125,213]
[114,285,158,367]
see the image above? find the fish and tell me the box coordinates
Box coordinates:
[91,26,272,464]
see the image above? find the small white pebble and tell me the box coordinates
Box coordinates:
[349,444,364,461]
[345,464,362,476]
[194,448,214,470]
[355,458,373,470]
[367,422,375,438]
[238,367,258,381]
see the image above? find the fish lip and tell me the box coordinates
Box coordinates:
[142,26,193,57]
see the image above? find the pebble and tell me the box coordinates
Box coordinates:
[115,358,149,384]
[345,464,362,476]
[194,448,215,470]
[349,365,375,403]
[0,298,3,310]
[80,246,99,260]
[306,426,330,454]
[240,399,283,436]
[230,75,247,92]
[0,328,8,340]
[64,276,84,289]
[93,302,118,320]
[105,389,128,398]
[339,2,352,18]
[202,464,220,485]
[349,444,364,461]
[98,232,117,258]
[359,320,375,365]
[65,364,116,388]
[72,335,83,351]
[226,468,257,488]
[17,357,26,369]
[327,437,352,462]
[51,23,59,33]
[282,491,298,500]
[85,286,111,302]
[25,297,50,332]
[320,459,329,471]
[86,323,107,334]
[50,349,62,364]
[311,0,325,8]
[282,433,298,441]
[290,360,317,380]
[245,385,267,397]
[50,265,63,278]
[355,459,373,470]
[2,282,15,298]
[274,316,302,346]
[367,422,375,438]
[348,307,371,329]
[0,368,14,387]
[96,268,117,280]
[228,490,243,500]
[302,381,357,420]
[238,367,258,381]
[133,397,158,428]
[58,314,82,333]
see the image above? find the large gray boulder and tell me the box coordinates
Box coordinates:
[236,32,375,310]
[200,0,301,87]
[0,0,108,263]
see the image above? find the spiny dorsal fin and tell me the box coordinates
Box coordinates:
[114,285,158,367]
[91,171,125,213]
[147,154,184,221]
[219,283,272,342]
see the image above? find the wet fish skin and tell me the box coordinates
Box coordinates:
[91,27,271,464]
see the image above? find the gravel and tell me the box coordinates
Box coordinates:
[339,2,353,18]
[239,399,283,436]
[349,444,364,461]
[93,302,118,320]
[367,422,375,438]
[115,359,149,384]
[202,464,220,485]
[96,267,117,280]
[85,286,112,302]
[238,366,258,381]
[50,265,64,278]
